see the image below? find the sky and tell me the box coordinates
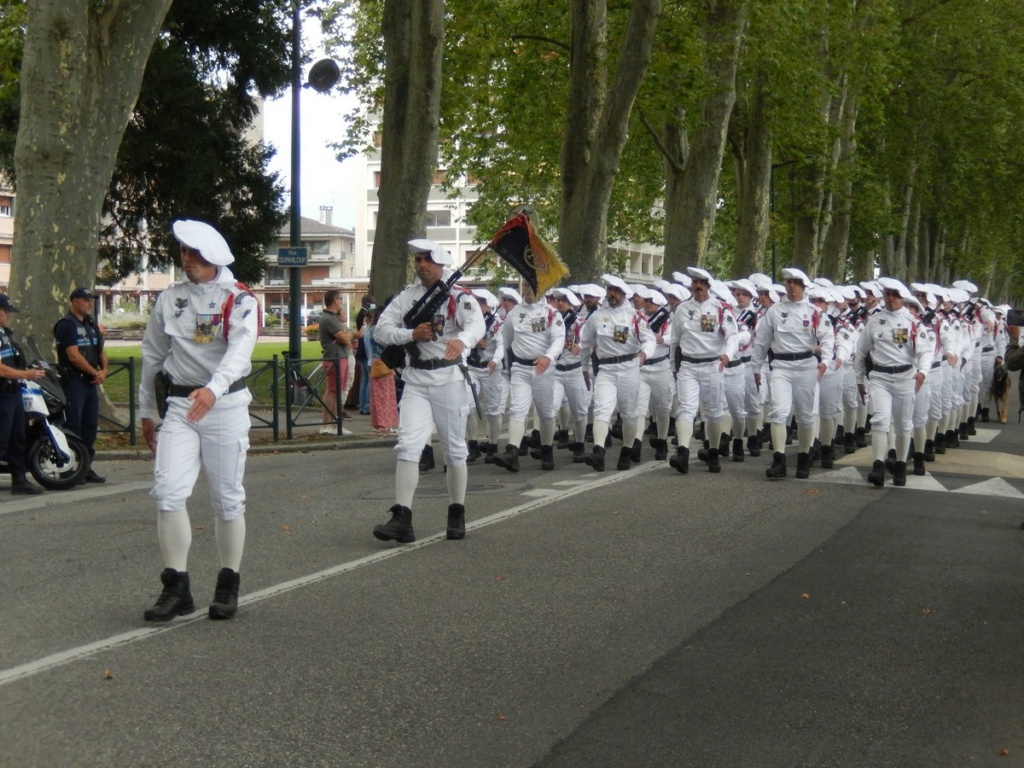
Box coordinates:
[261,25,360,231]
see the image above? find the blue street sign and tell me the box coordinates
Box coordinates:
[278,247,308,267]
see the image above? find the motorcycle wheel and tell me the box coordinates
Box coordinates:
[28,434,92,491]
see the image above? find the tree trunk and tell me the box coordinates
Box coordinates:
[559,0,661,281]
[370,0,444,302]
[819,95,859,280]
[661,0,747,275]
[13,0,173,351]
[733,81,771,278]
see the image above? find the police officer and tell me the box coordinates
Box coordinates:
[0,294,45,495]
[371,239,485,543]
[139,219,260,622]
[54,286,108,483]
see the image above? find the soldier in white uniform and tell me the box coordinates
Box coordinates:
[808,286,851,469]
[140,219,259,622]
[578,275,655,471]
[855,277,933,487]
[465,288,504,463]
[667,267,739,474]
[750,267,834,480]
[550,287,591,462]
[634,287,675,462]
[371,239,485,543]
[726,279,762,459]
[493,284,565,472]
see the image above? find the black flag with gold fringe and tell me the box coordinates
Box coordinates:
[488,213,569,295]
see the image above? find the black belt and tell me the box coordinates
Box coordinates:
[982,346,994,353]
[931,360,942,369]
[597,352,638,366]
[509,352,538,366]
[768,350,815,362]
[872,364,913,375]
[556,361,582,372]
[466,358,490,369]
[642,354,669,367]
[679,354,719,365]
[410,358,460,371]
[725,355,752,368]
[169,378,246,398]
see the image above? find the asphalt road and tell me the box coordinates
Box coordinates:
[2,418,1023,767]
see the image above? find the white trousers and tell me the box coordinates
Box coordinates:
[867,372,915,435]
[396,379,470,465]
[469,364,507,418]
[552,368,591,422]
[675,361,724,421]
[508,362,557,423]
[152,397,250,521]
[592,363,641,423]
[766,362,818,428]
[638,364,674,422]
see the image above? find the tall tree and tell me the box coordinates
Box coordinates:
[13,0,173,346]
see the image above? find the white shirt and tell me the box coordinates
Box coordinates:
[502,301,565,362]
[854,306,933,380]
[579,303,656,367]
[750,298,834,368]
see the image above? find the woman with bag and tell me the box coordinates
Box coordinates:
[364,309,399,433]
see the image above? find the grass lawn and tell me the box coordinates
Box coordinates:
[103,340,329,405]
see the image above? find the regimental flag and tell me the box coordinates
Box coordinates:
[487,213,570,295]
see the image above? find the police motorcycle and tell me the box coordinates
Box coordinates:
[0,338,91,490]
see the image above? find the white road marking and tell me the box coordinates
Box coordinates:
[0,463,661,688]
[952,477,1024,499]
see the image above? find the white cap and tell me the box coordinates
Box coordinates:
[813,276,834,287]
[671,271,692,288]
[172,220,234,265]
[579,283,606,299]
[407,238,452,266]
[710,279,736,307]
[602,274,632,297]
[661,284,688,302]
[472,287,499,309]
[645,291,668,307]
[952,279,978,294]
[632,285,655,300]
[781,267,811,286]
[859,280,882,299]
[748,272,772,289]
[551,287,582,307]
[687,266,713,282]
[903,294,924,312]
[837,285,857,302]
[877,276,912,299]
[727,278,758,298]
[498,286,522,303]
[653,279,672,291]
[630,283,647,296]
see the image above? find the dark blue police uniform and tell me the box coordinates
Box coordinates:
[54,311,104,456]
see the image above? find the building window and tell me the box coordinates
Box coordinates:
[425,210,451,227]
[306,240,330,255]
[374,171,381,188]
[432,169,447,185]
[0,197,11,217]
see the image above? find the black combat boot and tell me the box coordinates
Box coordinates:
[518,436,530,456]
[654,439,668,461]
[483,443,499,464]
[616,446,633,470]
[373,504,415,543]
[913,452,926,476]
[946,429,960,448]
[144,568,196,622]
[892,461,908,487]
[584,445,606,472]
[843,431,857,454]
[885,448,898,474]
[494,445,521,473]
[209,568,240,620]
[630,439,642,464]
[923,439,935,462]
[820,444,835,469]
[981,407,990,423]
[669,446,689,474]
[967,416,977,436]
[765,452,787,479]
[718,433,731,457]
[854,427,868,448]
[540,445,555,470]
[934,432,946,454]
[446,503,466,540]
[834,425,846,446]
[610,416,623,440]
[419,445,435,472]
[707,448,722,473]
[571,442,587,463]
[466,440,481,464]
[585,423,594,443]
[868,460,885,487]
[958,421,969,441]
[695,421,706,442]
[555,429,570,449]
[795,452,811,479]
[808,438,821,465]
[527,429,542,449]
[697,440,710,464]
[732,438,744,462]
[11,475,43,495]
[747,434,761,458]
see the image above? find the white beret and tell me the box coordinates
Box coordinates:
[877,276,912,299]
[551,287,582,306]
[781,267,811,286]
[727,278,758,297]
[952,279,978,294]
[661,284,688,302]
[471,288,499,309]
[671,271,692,287]
[687,266,713,282]
[407,238,453,266]
[172,219,234,265]
[602,274,632,297]
[498,286,522,303]
[748,272,772,289]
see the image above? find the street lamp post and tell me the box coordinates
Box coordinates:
[287,4,340,362]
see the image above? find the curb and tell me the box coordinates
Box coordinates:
[97,434,397,462]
